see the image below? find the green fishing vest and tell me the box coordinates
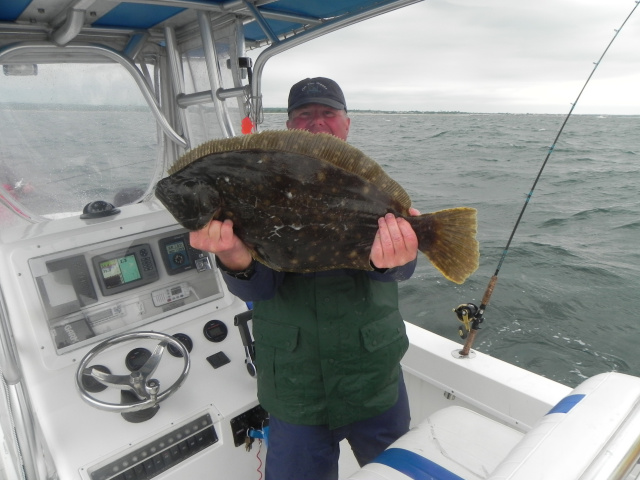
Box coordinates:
[252,271,408,429]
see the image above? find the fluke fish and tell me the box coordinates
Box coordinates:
[155,130,479,283]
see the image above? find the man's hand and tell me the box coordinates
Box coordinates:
[370,209,420,269]
[189,219,253,271]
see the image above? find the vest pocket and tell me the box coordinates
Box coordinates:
[360,312,406,353]
[254,319,302,404]
[254,320,299,352]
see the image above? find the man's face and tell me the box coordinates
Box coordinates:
[286,103,350,140]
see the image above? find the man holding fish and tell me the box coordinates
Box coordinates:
[190,78,420,480]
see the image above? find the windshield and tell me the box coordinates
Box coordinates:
[1,62,160,221]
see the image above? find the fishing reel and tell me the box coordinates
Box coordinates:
[453,303,484,339]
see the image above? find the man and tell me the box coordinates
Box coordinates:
[189,77,419,480]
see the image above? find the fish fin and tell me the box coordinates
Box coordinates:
[408,207,479,284]
[168,130,412,210]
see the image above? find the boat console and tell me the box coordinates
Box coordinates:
[0,204,267,479]
[30,228,220,356]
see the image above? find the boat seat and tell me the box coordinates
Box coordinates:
[349,372,640,480]
[348,406,524,480]
[489,372,640,479]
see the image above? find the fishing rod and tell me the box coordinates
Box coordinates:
[454,0,640,357]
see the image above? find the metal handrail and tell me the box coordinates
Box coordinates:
[0,286,41,479]
[0,287,20,386]
[165,26,192,149]
[197,11,236,138]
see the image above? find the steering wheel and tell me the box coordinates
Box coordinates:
[76,331,190,413]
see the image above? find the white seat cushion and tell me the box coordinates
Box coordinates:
[350,373,640,480]
[489,372,640,480]
[349,406,523,479]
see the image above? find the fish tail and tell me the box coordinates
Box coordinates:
[407,207,479,284]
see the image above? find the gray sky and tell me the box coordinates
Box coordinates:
[251,0,640,114]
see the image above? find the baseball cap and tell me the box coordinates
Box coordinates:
[287,77,347,114]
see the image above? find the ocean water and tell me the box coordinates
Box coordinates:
[262,112,640,388]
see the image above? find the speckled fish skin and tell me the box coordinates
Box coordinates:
[155,130,479,283]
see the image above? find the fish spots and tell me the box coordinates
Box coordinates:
[284,191,293,200]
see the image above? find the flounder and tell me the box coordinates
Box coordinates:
[155,130,479,283]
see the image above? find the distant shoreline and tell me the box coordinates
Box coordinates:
[262,108,626,116]
[263,108,518,115]
[0,103,632,116]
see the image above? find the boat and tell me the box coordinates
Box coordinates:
[1,1,640,479]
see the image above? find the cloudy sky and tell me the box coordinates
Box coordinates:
[251,0,640,114]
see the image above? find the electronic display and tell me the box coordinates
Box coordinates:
[92,244,159,296]
[159,233,205,275]
[99,254,141,288]
[167,241,187,256]
[166,240,190,268]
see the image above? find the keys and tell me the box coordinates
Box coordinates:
[244,435,254,452]
[245,426,268,452]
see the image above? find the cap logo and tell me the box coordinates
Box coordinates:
[303,82,326,96]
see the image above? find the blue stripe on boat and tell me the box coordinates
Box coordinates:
[373,448,465,480]
[546,394,585,415]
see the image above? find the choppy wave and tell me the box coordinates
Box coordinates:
[428,130,449,138]
[614,220,640,230]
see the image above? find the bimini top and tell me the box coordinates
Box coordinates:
[0,0,419,49]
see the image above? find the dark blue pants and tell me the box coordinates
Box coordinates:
[264,376,410,480]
